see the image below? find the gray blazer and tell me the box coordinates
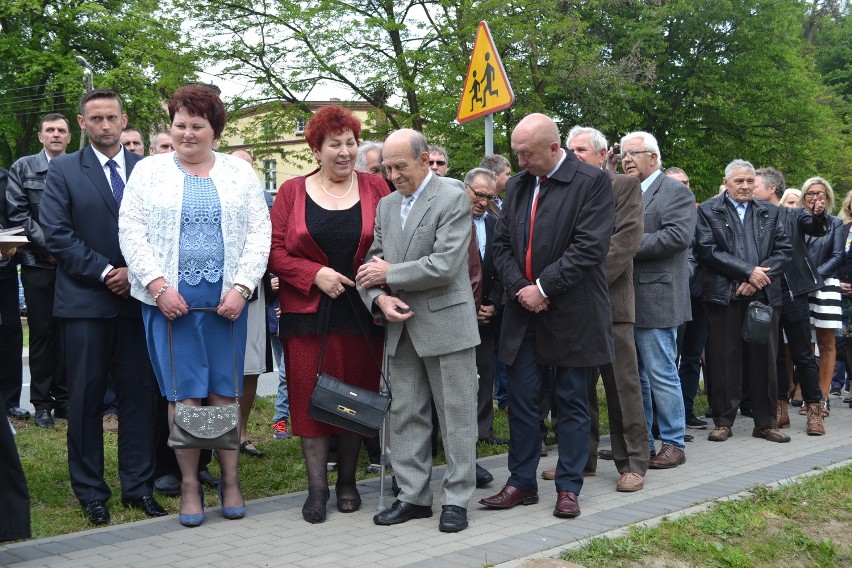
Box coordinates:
[360,174,480,357]
[633,171,696,329]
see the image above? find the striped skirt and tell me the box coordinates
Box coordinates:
[809,277,843,329]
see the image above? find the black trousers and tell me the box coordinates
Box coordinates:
[0,268,23,411]
[62,316,158,504]
[704,301,780,429]
[776,294,822,403]
[475,322,496,439]
[0,419,29,542]
[21,265,67,412]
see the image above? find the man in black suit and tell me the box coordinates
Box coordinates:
[463,168,506,445]
[481,113,614,519]
[6,113,72,427]
[40,89,165,525]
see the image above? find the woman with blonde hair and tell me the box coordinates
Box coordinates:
[781,187,802,208]
[799,177,843,417]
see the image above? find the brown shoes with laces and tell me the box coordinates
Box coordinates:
[806,402,825,436]
[553,490,581,518]
[776,400,790,428]
[752,427,791,443]
[708,426,733,441]
[616,472,644,492]
[648,444,685,469]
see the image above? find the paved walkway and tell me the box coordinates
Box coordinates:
[3,404,852,568]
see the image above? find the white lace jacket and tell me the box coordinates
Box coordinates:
[119,152,271,305]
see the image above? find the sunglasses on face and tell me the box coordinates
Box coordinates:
[429,160,447,166]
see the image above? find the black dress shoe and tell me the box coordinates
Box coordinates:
[84,500,110,525]
[122,495,168,517]
[239,440,264,458]
[684,434,694,443]
[439,505,468,532]
[154,474,181,496]
[7,407,30,420]
[34,409,54,428]
[475,463,494,488]
[198,468,221,488]
[373,500,433,525]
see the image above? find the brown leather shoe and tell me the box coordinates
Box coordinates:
[553,490,580,518]
[479,485,539,509]
[616,472,644,492]
[708,426,732,442]
[752,427,791,443]
[806,402,825,436]
[648,444,685,469]
[776,400,790,428]
[598,449,613,460]
[541,468,593,480]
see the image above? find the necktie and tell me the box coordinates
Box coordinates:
[400,195,414,229]
[106,159,125,208]
[525,176,547,281]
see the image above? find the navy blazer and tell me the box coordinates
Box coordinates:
[492,151,614,367]
[40,146,143,318]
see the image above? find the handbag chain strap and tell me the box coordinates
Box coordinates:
[315,291,392,399]
[168,307,240,402]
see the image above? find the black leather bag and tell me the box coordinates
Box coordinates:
[742,300,774,344]
[167,307,241,450]
[307,293,390,437]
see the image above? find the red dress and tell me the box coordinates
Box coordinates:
[269,171,389,437]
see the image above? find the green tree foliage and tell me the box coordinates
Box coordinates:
[0,0,202,165]
[173,0,849,195]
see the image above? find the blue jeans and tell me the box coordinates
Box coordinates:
[635,326,685,451]
[271,338,289,422]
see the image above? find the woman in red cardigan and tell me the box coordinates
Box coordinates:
[268,105,389,523]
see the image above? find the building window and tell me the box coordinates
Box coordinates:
[263,160,277,192]
[295,118,305,136]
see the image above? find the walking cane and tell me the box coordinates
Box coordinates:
[377,341,390,511]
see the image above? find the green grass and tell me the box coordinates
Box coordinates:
[562,465,852,568]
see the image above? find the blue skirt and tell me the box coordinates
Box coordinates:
[142,279,247,401]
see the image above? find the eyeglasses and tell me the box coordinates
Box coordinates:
[465,184,498,202]
[805,191,826,199]
[621,150,653,159]
[429,160,447,166]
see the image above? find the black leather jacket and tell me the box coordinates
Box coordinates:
[776,205,827,298]
[695,195,792,308]
[805,214,844,281]
[5,150,54,268]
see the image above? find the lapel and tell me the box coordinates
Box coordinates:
[397,175,437,259]
[642,171,665,209]
[82,146,119,219]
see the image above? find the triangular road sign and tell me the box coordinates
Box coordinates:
[456,21,514,123]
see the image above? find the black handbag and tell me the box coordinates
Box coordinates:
[307,292,391,437]
[167,307,241,450]
[742,300,774,344]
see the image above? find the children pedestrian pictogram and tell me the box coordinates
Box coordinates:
[457,22,514,123]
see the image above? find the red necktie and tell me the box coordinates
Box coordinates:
[525,175,547,281]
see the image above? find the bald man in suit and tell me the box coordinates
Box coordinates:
[357,129,480,533]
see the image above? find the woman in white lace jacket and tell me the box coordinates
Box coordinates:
[118,85,270,528]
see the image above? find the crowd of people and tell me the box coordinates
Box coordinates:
[1,84,851,542]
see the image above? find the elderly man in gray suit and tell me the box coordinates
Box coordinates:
[357,129,480,533]
[620,131,696,469]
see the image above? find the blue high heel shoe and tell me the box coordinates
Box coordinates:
[179,487,205,528]
[218,483,246,520]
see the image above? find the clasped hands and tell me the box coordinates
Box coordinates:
[736,266,772,296]
[355,256,412,322]
[517,284,550,313]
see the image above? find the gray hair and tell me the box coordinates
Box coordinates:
[463,168,497,186]
[479,154,510,174]
[566,126,608,153]
[427,144,448,161]
[724,159,755,178]
[621,131,662,167]
[755,167,786,199]
[356,140,382,171]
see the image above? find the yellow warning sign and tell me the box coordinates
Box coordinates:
[456,21,514,123]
